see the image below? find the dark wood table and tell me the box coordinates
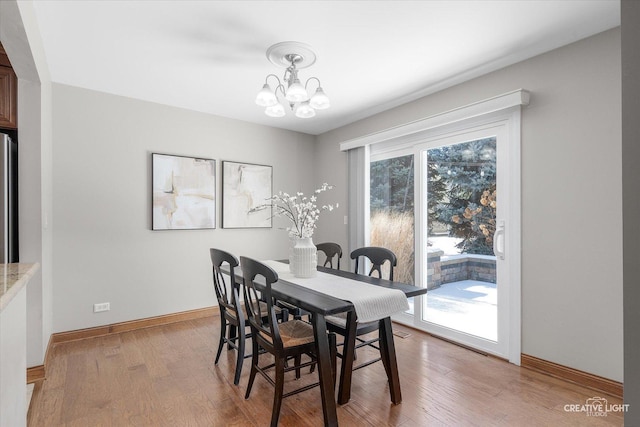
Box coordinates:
[313,266,427,405]
[226,262,427,426]
[225,263,351,426]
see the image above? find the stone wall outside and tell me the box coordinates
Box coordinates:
[426,248,496,290]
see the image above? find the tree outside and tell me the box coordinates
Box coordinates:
[369,137,497,284]
[428,137,497,255]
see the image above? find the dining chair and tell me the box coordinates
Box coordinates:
[315,242,343,270]
[240,256,336,427]
[351,246,397,281]
[326,246,398,377]
[210,248,249,386]
[210,248,288,386]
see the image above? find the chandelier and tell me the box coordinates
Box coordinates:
[255,41,330,119]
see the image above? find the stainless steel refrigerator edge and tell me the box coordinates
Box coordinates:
[0,133,17,263]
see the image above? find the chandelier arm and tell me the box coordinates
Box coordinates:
[264,73,282,87]
[274,84,287,98]
[304,76,322,91]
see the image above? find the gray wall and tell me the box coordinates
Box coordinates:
[51,84,317,332]
[622,0,640,421]
[316,29,623,382]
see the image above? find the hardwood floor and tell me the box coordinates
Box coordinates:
[28,316,623,426]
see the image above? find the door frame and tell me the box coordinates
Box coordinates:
[419,117,517,361]
[368,108,522,364]
[343,90,528,364]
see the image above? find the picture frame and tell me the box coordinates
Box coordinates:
[222,161,273,228]
[151,153,216,230]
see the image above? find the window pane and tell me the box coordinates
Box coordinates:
[424,137,497,341]
[369,155,415,285]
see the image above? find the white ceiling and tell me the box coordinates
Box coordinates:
[31,1,620,135]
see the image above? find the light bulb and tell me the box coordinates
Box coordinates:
[295,101,316,119]
[309,87,330,110]
[255,84,278,107]
[285,79,309,103]
[265,102,286,117]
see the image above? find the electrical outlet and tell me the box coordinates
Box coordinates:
[93,302,110,313]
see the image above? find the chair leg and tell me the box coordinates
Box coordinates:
[228,325,237,350]
[233,325,246,385]
[294,354,302,379]
[270,357,286,427]
[245,336,260,399]
[279,308,290,322]
[214,316,227,365]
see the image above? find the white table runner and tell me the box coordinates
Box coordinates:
[263,260,409,323]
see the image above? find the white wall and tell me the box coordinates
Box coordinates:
[0,0,53,368]
[51,84,316,333]
[315,29,623,382]
[0,285,27,427]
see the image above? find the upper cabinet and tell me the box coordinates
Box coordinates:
[0,43,17,129]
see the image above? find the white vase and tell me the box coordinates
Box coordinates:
[288,235,296,273]
[290,237,318,278]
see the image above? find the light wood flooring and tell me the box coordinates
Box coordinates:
[28,316,623,426]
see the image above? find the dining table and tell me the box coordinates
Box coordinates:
[224,260,427,427]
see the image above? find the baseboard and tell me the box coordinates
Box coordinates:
[26,365,45,384]
[521,354,622,398]
[51,306,219,344]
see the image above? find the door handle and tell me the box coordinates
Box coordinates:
[493,220,505,260]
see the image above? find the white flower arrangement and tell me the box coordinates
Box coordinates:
[251,183,338,238]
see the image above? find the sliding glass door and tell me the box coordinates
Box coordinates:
[418,133,501,352]
[369,116,520,360]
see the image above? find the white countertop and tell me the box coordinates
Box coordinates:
[0,263,39,312]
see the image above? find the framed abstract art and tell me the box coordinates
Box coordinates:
[222,161,272,228]
[152,153,216,230]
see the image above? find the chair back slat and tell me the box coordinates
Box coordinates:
[240,256,284,351]
[210,248,241,314]
[350,246,397,281]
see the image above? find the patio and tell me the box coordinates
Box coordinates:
[399,236,498,342]
[422,279,497,341]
